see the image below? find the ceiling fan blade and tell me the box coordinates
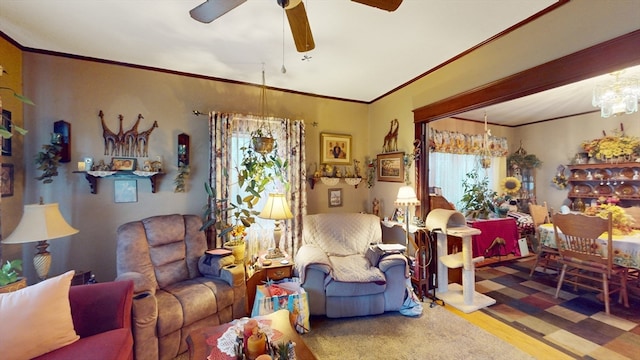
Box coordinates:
[352,0,403,12]
[285,2,315,52]
[190,0,246,23]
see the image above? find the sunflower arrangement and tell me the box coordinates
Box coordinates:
[581,128,640,161]
[500,177,521,195]
[584,203,634,235]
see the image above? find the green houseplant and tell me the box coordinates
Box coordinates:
[0,259,26,293]
[234,139,288,226]
[459,171,496,219]
[200,136,288,255]
[34,139,62,183]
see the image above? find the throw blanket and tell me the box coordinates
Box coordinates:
[295,245,386,285]
[329,255,386,284]
[294,245,332,283]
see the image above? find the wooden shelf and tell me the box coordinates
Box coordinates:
[567,162,640,207]
[73,171,164,194]
[569,162,640,170]
[308,177,363,189]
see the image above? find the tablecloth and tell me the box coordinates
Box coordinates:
[538,223,640,270]
[468,218,521,258]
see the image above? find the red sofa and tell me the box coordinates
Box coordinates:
[34,280,134,360]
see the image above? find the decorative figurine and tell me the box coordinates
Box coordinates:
[382,118,399,153]
[372,198,380,217]
[354,159,361,178]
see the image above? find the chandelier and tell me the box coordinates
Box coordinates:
[592,71,640,118]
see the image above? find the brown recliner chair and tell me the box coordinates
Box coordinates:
[115,214,245,360]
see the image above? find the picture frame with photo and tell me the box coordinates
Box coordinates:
[320,133,352,165]
[328,188,343,208]
[111,157,137,171]
[376,152,404,182]
[114,179,138,203]
[1,164,14,197]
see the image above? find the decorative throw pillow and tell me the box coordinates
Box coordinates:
[0,270,79,360]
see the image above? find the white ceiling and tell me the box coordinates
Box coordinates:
[2,0,636,126]
[0,1,555,100]
[456,64,640,126]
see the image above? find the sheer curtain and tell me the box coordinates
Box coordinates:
[208,112,306,255]
[429,152,504,209]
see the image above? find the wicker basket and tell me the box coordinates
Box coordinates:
[0,277,27,293]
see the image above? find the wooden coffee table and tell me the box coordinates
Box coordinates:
[187,309,317,360]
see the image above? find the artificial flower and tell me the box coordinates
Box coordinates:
[584,203,634,235]
[581,128,639,161]
[552,165,568,189]
[500,177,521,195]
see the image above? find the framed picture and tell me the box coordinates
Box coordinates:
[2,110,11,156]
[114,179,138,203]
[320,133,352,165]
[111,157,136,171]
[328,188,343,208]
[1,164,14,197]
[377,152,404,182]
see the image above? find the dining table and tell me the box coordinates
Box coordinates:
[538,223,640,270]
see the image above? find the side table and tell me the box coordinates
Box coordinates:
[245,261,294,315]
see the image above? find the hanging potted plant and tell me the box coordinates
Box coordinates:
[251,69,276,155]
[251,127,275,155]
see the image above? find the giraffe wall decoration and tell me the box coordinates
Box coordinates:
[99,110,159,158]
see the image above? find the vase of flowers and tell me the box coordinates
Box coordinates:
[224,224,247,264]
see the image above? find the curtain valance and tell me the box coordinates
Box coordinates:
[428,128,509,156]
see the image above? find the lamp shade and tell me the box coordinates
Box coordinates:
[395,186,420,206]
[258,193,293,220]
[2,203,79,244]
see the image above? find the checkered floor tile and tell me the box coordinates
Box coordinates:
[476,258,640,359]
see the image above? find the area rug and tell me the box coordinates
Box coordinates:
[476,257,640,359]
[301,305,534,360]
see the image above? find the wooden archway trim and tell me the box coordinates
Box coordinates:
[412,29,640,216]
[413,29,640,124]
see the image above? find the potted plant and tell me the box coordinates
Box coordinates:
[35,138,62,183]
[233,139,288,226]
[251,127,275,155]
[0,259,26,293]
[459,171,496,219]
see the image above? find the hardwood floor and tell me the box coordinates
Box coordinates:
[445,306,574,360]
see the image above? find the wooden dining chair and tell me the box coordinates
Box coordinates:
[528,202,558,277]
[552,212,629,315]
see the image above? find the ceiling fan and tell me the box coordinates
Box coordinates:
[189,0,403,53]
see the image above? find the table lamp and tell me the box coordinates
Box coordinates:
[258,193,293,259]
[395,185,420,250]
[2,201,79,280]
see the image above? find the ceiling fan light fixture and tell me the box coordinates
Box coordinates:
[592,71,640,118]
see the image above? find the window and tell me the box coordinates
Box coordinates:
[428,152,504,209]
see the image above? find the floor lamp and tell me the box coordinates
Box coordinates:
[2,201,78,280]
[259,193,293,259]
[395,185,420,251]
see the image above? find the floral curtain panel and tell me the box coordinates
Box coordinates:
[208,112,307,254]
[428,128,509,156]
